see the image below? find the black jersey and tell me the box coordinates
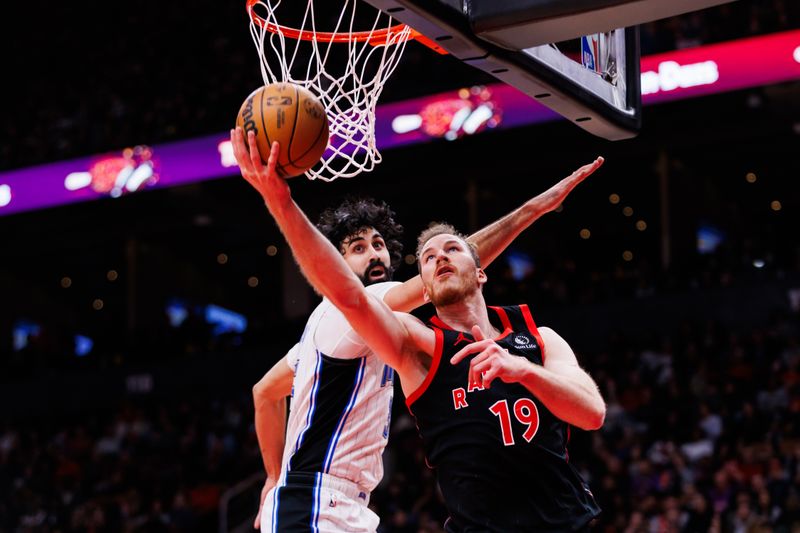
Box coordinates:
[406,304,600,532]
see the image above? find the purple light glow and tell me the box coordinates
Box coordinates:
[2,30,799,217]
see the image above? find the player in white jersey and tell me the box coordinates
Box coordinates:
[258,281,399,532]
[283,283,400,495]
[233,127,604,531]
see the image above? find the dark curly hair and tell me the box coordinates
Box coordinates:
[316,196,404,269]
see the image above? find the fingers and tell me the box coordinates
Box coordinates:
[466,350,491,387]
[450,338,492,364]
[247,130,264,171]
[254,478,272,529]
[573,157,603,181]
[585,156,604,171]
[231,128,260,190]
[266,141,280,177]
[232,128,287,196]
[472,357,493,375]
[581,156,604,176]
[450,343,480,364]
[231,128,250,171]
[449,328,506,388]
[554,156,605,199]
[471,354,503,389]
[471,345,514,388]
[554,155,606,189]
[481,368,498,388]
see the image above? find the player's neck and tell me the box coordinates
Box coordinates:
[435,291,499,337]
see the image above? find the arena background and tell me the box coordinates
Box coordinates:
[2,1,799,531]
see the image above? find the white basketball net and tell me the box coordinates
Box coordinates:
[248,0,412,181]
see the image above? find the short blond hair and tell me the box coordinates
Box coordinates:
[416,222,480,270]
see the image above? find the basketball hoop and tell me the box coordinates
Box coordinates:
[246,0,437,181]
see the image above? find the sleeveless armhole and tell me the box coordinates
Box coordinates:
[285,343,301,373]
[405,327,444,411]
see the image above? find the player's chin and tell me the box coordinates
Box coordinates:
[430,286,464,307]
[433,275,460,292]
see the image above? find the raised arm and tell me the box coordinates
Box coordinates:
[383,157,604,313]
[231,127,412,373]
[466,156,603,265]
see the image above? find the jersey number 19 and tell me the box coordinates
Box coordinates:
[489,398,540,446]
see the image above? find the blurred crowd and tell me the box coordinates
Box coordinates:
[2,298,799,532]
[0,397,260,532]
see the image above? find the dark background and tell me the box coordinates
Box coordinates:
[2,0,800,531]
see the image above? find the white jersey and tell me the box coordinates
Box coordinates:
[280,281,400,494]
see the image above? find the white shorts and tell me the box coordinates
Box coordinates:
[260,472,379,532]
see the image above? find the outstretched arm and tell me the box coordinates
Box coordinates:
[450,325,606,430]
[383,157,604,312]
[466,157,603,265]
[231,127,413,373]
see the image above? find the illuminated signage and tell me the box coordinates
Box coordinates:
[640,60,720,95]
[1,30,799,217]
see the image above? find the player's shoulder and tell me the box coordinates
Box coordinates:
[397,311,427,329]
[365,281,402,298]
[537,326,567,346]
[395,312,436,356]
[311,281,400,324]
[536,326,557,336]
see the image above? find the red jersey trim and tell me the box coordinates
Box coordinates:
[494,327,513,341]
[488,306,513,331]
[520,304,546,364]
[429,315,451,330]
[430,311,511,341]
[406,327,444,410]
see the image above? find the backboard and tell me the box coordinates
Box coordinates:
[364,0,735,140]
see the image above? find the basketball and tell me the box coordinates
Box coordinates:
[236,83,329,178]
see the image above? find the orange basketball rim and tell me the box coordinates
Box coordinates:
[245,0,447,53]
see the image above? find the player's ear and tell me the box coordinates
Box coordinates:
[476,268,488,286]
[422,285,431,304]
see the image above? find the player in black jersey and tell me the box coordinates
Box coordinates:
[232,127,605,531]
[410,225,603,532]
